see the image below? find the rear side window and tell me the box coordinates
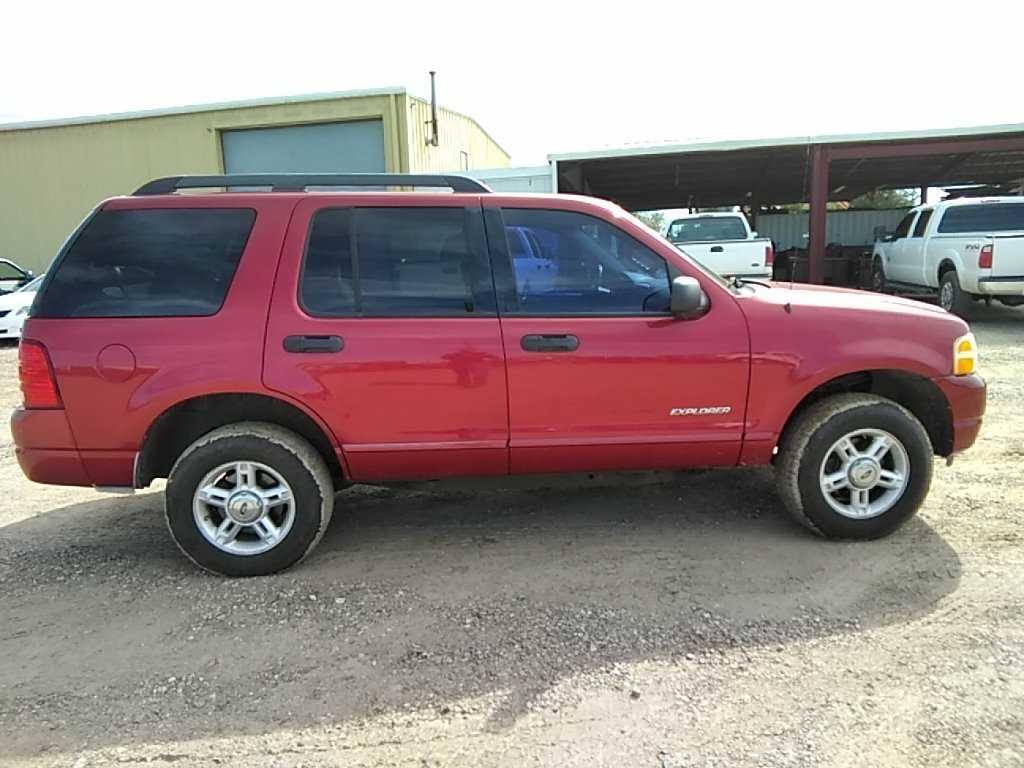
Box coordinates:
[301,207,493,316]
[912,209,933,237]
[937,203,1024,234]
[35,209,254,318]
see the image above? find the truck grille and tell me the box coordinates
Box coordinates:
[0,310,9,318]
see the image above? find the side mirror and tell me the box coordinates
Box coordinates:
[750,230,759,238]
[670,276,707,318]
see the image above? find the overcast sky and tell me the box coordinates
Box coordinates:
[3,1,1020,166]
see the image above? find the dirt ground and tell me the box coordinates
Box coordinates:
[1,304,1022,768]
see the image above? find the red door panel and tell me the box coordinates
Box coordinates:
[262,196,509,482]
[502,314,749,473]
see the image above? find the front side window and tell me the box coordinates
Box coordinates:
[301,207,491,317]
[34,209,255,318]
[912,209,933,237]
[501,209,672,315]
[893,212,917,239]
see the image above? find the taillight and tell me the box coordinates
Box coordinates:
[978,244,993,269]
[765,244,774,266]
[18,340,62,409]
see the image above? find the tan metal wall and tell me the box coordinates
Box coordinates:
[1,91,506,273]
[404,96,510,174]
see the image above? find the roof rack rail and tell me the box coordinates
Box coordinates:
[133,173,491,196]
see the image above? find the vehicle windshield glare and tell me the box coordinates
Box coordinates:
[667,216,748,242]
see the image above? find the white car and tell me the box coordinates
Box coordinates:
[0,275,43,340]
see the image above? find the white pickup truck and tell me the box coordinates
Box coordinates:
[872,197,1024,316]
[665,212,773,279]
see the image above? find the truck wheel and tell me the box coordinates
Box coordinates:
[870,258,886,293]
[939,270,972,317]
[165,422,334,577]
[776,394,932,540]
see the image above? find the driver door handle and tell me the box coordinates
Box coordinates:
[709,245,724,253]
[521,334,580,353]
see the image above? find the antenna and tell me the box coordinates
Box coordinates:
[426,71,439,147]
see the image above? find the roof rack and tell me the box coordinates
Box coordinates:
[133,173,492,196]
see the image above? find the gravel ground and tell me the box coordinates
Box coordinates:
[1,303,1022,767]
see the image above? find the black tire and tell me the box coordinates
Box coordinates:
[775,394,933,540]
[870,258,887,293]
[939,270,972,318]
[165,422,334,577]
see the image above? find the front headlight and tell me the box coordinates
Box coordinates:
[13,306,29,316]
[953,332,978,376]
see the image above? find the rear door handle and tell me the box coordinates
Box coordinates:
[283,334,344,353]
[521,334,579,353]
[709,245,724,253]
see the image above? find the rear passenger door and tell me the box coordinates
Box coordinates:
[263,198,509,482]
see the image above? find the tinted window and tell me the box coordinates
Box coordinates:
[35,209,254,318]
[937,203,1024,234]
[893,212,916,239]
[667,216,748,242]
[501,209,671,315]
[912,209,933,237]
[302,207,491,316]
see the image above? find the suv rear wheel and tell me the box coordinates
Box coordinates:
[776,394,932,539]
[165,422,334,577]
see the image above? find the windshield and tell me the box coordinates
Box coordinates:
[667,216,748,242]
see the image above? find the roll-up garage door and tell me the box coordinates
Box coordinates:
[221,119,386,173]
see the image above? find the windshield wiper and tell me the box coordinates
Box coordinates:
[731,276,772,289]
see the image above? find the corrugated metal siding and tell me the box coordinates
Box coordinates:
[405,96,510,173]
[756,209,910,251]
[0,94,404,272]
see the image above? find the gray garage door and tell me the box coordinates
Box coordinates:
[221,119,386,174]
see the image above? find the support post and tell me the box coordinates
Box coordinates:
[919,185,928,205]
[807,145,829,284]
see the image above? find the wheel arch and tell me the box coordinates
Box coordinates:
[135,392,348,488]
[775,369,953,459]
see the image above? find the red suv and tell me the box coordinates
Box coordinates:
[13,174,986,576]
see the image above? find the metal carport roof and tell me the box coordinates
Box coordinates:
[550,123,1024,281]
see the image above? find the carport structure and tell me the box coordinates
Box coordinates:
[550,124,1024,283]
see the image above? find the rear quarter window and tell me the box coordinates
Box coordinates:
[34,208,255,318]
[937,203,1024,234]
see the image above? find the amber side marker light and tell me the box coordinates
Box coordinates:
[953,332,978,376]
[18,340,63,409]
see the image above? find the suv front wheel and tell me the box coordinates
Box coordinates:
[165,422,334,577]
[775,394,933,539]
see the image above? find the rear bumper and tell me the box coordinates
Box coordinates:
[933,374,986,454]
[977,277,1024,295]
[10,407,90,486]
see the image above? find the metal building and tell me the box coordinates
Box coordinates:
[0,87,510,271]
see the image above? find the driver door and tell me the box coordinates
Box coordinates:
[883,211,918,284]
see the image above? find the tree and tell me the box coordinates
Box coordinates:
[632,210,666,233]
[848,188,916,209]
